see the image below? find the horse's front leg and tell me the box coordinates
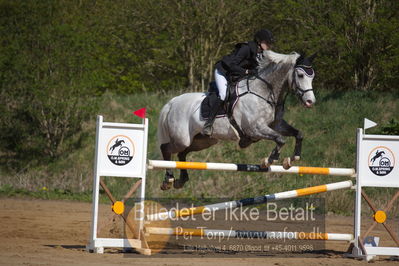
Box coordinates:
[272,119,303,169]
[173,151,190,189]
[173,134,219,189]
[250,127,286,168]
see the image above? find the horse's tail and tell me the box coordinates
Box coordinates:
[157,101,172,146]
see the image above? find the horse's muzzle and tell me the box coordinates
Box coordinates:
[304,99,314,108]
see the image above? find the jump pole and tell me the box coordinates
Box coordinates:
[146,180,353,221]
[148,160,356,177]
[145,227,354,241]
[145,227,353,241]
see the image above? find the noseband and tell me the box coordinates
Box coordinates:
[296,87,314,98]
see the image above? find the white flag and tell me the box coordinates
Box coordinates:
[364,118,377,130]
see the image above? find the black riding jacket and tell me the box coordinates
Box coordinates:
[215,41,259,82]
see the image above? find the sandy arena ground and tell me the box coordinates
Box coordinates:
[0,197,398,265]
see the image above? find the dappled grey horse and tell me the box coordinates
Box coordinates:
[158,50,316,190]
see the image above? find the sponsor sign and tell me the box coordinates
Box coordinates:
[107,135,135,166]
[368,146,395,176]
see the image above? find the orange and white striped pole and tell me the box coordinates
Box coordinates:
[148,160,356,177]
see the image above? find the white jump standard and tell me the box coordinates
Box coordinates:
[86,116,150,255]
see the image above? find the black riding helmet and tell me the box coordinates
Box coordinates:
[254,29,274,45]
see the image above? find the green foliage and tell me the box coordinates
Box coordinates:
[0,184,93,201]
[1,0,398,96]
[269,0,399,91]
[380,119,399,135]
[0,0,100,169]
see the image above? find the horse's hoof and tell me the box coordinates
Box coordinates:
[202,126,213,136]
[160,181,173,190]
[173,179,186,189]
[261,157,271,168]
[283,157,291,170]
[239,137,252,149]
[173,174,189,189]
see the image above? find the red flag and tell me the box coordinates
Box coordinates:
[133,108,146,119]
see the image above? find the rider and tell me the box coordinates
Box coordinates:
[202,29,275,136]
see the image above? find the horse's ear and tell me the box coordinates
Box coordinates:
[298,51,306,59]
[296,52,305,64]
[308,53,317,63]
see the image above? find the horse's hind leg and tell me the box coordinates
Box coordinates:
[173,150,190,189]
[173,134,218,189]
[272,119,303,169]
[160,143,175,190]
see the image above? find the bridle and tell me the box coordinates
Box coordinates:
[292,65,314,98]
[236,64,315,108]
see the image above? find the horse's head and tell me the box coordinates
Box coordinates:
[291,53,316,108]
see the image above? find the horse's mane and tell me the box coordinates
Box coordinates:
[258,50,300,70]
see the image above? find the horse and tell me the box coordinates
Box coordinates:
[370,150,385,164]
[109,139,125,153]
[157,50,316,190]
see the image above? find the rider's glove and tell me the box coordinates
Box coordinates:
[246,69,257,76]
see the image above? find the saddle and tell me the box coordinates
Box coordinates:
[200,78,268,148]
[200,81,238,120]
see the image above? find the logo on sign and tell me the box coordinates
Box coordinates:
[368,146,395,176]
[107,135,135,166]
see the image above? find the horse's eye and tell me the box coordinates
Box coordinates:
[298,74,304,78]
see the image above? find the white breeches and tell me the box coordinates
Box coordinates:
[214,69,228,101]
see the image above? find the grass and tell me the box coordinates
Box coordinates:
[1,88,398,215]
[0,184,92,202]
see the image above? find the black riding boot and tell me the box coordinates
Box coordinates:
[202,98,224,136]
